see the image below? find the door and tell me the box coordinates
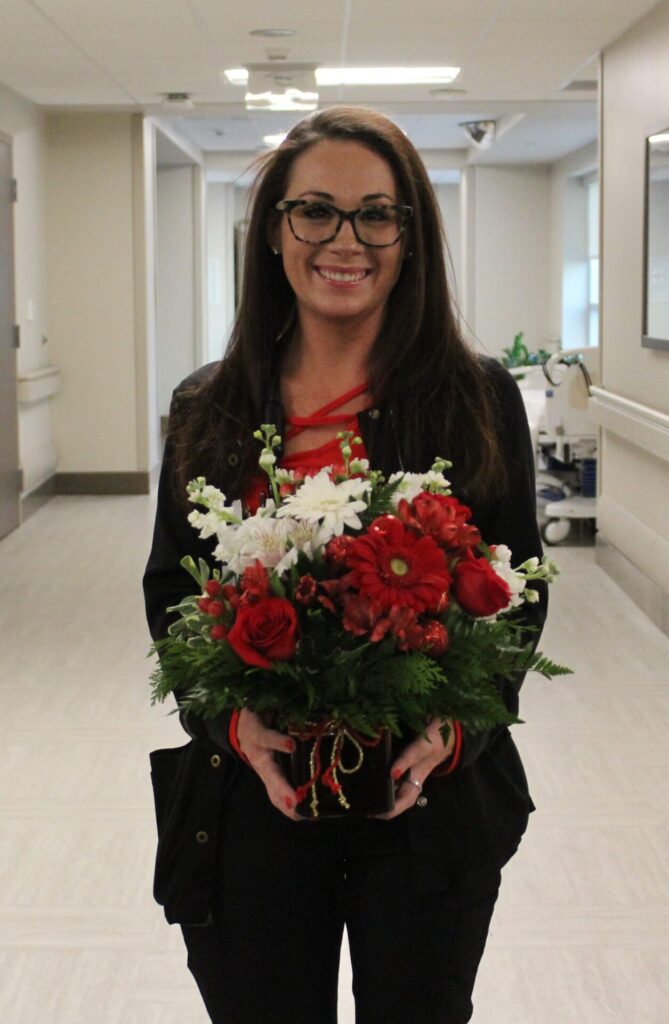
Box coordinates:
[0,135,20,539]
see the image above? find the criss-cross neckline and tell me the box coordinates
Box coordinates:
[284,382,371,444]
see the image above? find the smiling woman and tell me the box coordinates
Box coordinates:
[143,105,548,1024]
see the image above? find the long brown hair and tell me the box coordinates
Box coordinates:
[171,106,504,505]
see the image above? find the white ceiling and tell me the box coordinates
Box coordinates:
[0,0,661,165]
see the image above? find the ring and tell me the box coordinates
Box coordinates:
[405,777,422,793]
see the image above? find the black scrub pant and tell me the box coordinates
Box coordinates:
[181,766,500,1024]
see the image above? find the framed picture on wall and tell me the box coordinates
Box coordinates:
[642,128,669,351]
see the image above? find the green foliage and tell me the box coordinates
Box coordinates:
[500,331,552,370]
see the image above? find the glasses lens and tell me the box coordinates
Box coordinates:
[354,205,404,245]
[289,202,340,243]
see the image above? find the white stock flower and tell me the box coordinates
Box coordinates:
[388,470,451,507]
[490,545,525,610]
[275,470,371,536]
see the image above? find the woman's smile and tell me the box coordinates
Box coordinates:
[312,264,374,286]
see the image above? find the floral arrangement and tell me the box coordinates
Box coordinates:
[150,426,568,815]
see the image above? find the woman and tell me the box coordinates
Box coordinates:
[143,106,547,1024]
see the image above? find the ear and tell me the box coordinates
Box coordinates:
[266,215,281,255]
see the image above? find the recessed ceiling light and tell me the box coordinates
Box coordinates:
[250,28,297,38]
[263,132,288,147]
[224,68,248,85]
[316,67,460,86]
[246,89,317,112]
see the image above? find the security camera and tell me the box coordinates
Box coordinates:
[460,120,496,149]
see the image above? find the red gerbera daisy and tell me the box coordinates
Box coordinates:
[347,515,452,613]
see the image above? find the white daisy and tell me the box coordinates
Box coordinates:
[275,470,371,536]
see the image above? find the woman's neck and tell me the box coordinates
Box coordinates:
[282,310,380,393]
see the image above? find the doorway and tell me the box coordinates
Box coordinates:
[0,133,20,540]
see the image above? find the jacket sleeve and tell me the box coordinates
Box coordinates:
[142,389,236,755]
[453,361,548,771]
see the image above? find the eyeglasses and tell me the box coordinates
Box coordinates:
[275,199,413,248]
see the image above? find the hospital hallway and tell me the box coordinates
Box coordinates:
[1,490,668,1024]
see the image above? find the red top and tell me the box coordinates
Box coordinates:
[243,382,371,512]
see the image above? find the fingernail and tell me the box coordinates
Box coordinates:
[284,795,295,810]
[284,740,296,753]
[391,768,403,781]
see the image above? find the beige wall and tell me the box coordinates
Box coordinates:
[0,83,56,495]
[594,1,669,602]
[461,164,553,359]
[46,112,157,476]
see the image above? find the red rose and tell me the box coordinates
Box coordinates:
[227,597,299,669]
[452,555,511,618]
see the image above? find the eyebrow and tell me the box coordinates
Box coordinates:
[296,190,396,202]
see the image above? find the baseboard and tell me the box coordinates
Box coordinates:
[21,475,56,522]
[596,535,669,637]
[55,472,151,495]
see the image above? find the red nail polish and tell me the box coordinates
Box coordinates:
[284,795,295,810]
[284,740,296,753]
[391,768,403,781]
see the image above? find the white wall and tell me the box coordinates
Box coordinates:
[434,183,463,313]
[206,182,236,363]
[0,83,56,495]
[593,0,669,609]
[156,165,196,417]
[460,164,553,359]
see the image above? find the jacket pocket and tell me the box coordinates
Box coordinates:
[149,740,237,925]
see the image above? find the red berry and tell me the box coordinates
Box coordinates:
[210,623,227,641]
[207,600,224,618]
[205,579,223,598]
[198,597,211,613]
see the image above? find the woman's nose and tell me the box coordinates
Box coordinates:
[329,216,363,251]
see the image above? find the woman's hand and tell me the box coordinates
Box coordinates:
[236,708,302,821]
[376,717,456,820]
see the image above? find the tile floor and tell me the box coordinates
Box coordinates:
[1,494,668,1023]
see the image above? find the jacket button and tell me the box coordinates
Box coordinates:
[195,830,209,844]
[227,452,239,467]
[368,408,380,419]
[210,754,221,768]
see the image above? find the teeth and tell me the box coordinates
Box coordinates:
[317,268,368,283]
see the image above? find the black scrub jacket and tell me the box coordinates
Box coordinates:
[143,356,548,925]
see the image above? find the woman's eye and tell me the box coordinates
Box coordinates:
[302,203,336,220]
[359,206,394,222]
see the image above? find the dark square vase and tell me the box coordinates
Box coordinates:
[276,725,395,819]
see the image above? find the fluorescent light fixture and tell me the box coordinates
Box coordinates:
[316,67,460,86]
[224,68,249,85]
[246,88,318,112]
[263,132,289,147]
[649,132,669,144]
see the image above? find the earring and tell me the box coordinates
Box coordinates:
[272,247,281,255]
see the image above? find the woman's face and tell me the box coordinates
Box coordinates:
[275,139,405,331]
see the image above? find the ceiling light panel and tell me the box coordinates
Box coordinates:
[316,67,460,86]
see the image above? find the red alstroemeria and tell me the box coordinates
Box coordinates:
[398,493,481,549]
[347,515,452,614]
[240,560,272,603]
[324,534,356,569]
[295,574,318,606]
